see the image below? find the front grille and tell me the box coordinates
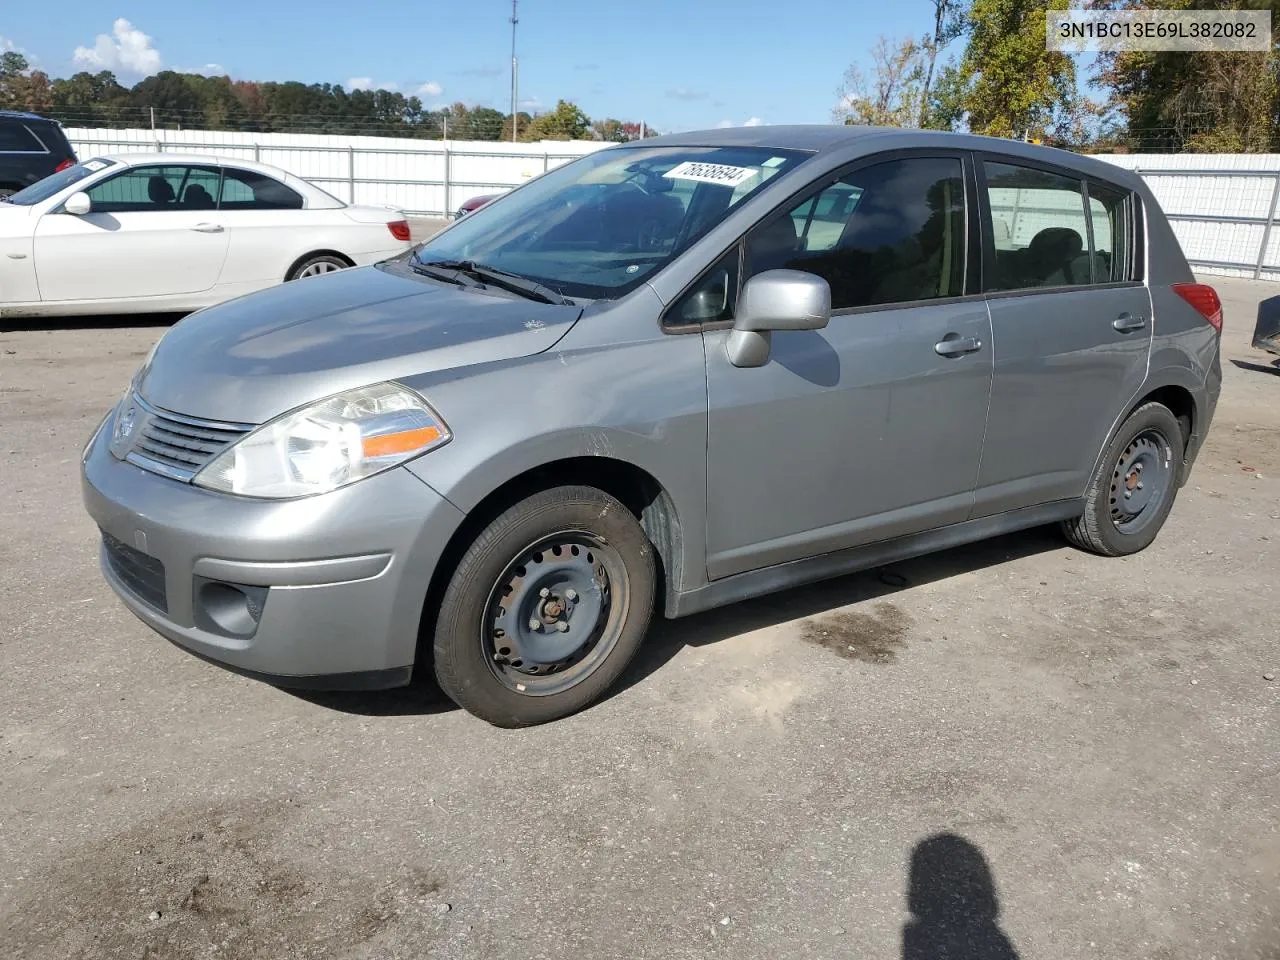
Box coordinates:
[125,395,253,482]
[102,531,168,613]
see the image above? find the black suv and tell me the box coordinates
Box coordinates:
[0,111,77,199]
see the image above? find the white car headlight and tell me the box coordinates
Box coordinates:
[192,382,450,499]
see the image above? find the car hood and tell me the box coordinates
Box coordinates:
[137,263,582,424]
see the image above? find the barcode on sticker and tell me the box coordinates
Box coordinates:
[663,162,758,187]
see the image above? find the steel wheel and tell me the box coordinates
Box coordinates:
[1109,428,1173,535]
[483,531,630,696]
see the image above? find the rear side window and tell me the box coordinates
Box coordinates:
[219,168,303,210]
[745,157,966,310]
[983,162,1093,290]
[0,122,45,152]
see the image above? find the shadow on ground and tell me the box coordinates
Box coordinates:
[1,312,187,332]
[1230,357,1280,376]
[309,525,1063,717]
[614,524,1065,700]
[903,833,1021,960]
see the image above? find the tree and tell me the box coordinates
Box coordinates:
[919,0,968,126]
[955,0,1075,139]
[833,36,926,127]
[521,100,591,141]
[1092,0,1280,152]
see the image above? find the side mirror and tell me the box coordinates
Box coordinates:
[63,192,92,216]
[726,269,831,368]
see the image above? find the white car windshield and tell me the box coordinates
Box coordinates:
[5,159,117,206]
[413,145,811,300]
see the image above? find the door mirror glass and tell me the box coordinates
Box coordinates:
[726,269,831,368]
[63,191,92,216]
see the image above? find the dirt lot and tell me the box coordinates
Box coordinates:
[1,277,1277,960]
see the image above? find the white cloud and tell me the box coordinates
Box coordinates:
[347,77,399,91]
[715,119,734,129]
[73,19,162,75]
[1,35,38,67]
[744,116,764,127]
[518,96,543,111]
[416,81,442,97]
[716,116,766,128]
[175,63,225,76]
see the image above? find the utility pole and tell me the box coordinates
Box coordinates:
[510,0,519,142]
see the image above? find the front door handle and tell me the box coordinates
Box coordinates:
[191,222,224,233]
[934,334,983,357]
[1112,312,1147,333]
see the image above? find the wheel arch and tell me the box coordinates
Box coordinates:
[415,455,685,677]
[285,249,354,281]
[1091,371,1202,491]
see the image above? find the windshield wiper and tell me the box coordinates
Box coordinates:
[416,258,570,305]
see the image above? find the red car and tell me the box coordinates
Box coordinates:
[455,193,500,218]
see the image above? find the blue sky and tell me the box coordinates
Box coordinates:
[1,0,961,131]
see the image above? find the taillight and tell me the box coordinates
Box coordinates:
[387,220,411,242]
[1171,282,1223,335]
[54,158,74,173]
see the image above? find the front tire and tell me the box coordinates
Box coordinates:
[1062,401,1185,556]
[433,486,656,727]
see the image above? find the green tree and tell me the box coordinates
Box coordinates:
[1092,0,1280,152]
[520,100,591,141]
[919,0,968,125]
[957,0,1075,139]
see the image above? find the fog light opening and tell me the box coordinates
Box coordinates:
[196,580,268,638]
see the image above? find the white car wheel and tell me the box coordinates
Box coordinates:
[288,254,350,281]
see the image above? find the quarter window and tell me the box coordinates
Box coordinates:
[983,161,1093,290]
[665,247,740,327]
[0,123,45,152]
[218,168,304,210]
[745,157,966,310]
[1086,180,1132,282]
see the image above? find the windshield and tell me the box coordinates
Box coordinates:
[5,159,117,206]
[414,145,811,299]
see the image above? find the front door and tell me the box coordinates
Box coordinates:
[701,154,994,580]
[33,163,228,302]
[972,159,1154,515]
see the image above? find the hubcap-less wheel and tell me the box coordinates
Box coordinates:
[484,531,629,696]
[1110,428,1172,535]
[298,259,343,278]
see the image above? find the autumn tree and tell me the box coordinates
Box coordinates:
[834,36,926,127]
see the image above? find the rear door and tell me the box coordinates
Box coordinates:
[700,152,994,580]
[33,163,228,301]
[972,157,1152,515]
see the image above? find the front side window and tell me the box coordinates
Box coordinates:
[219,168,304,210]
[745,156,966,310]
[983,161,1092,290]
[413,145,811,300]
[86,165,221,213]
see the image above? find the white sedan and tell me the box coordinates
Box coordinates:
[0,153,415,318]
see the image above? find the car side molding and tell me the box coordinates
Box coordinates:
[668,499,1083,619]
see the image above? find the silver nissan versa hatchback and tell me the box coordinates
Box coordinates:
[82,126,1222,726]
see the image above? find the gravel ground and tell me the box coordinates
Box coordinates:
[1,277,1277,960]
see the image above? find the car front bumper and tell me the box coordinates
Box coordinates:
[81,420,465,689]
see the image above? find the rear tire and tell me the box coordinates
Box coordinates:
[433,486,656,727]
[1061,401,1185,557]
[287,253,350,281]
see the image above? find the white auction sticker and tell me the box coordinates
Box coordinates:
[82,159,110,171]
[663,162,759,188]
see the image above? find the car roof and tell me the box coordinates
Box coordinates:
[0,110,52,122]
[631,124,1142,189]
[95,152,293,178]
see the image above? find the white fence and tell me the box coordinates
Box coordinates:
[60,130,1280,281]
[64,127,610,218]
[1096,153,1280,281]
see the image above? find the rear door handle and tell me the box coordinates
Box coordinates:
[1112,312,1146,333]
[934,335,983,357]
[191,222,224,233]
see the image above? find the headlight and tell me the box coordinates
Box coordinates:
[192,382,450,499]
